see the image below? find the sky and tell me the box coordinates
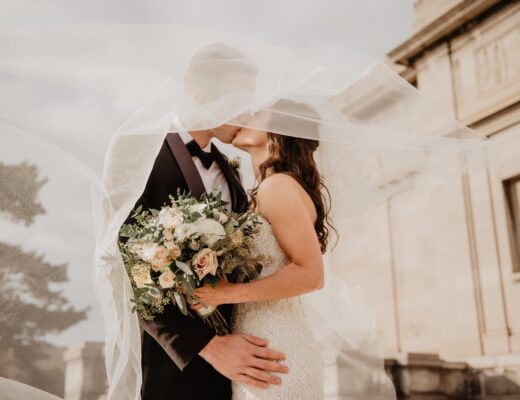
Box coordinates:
[0,1,415,346]
[0,0,414,56]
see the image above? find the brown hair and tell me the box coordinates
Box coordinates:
[250,104,336,253]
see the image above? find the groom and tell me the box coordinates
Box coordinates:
[122,126,288,400]
[121,43,288,400]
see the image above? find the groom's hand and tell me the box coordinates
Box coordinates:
[199,333,288,389]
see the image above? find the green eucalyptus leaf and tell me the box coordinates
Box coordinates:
[174,292,187,315]
[184,275,195,294]
[132,205,143,217]
[176,260,193,275]
[224,222,235,235]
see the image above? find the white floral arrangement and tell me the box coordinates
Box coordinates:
[119,191,263,334]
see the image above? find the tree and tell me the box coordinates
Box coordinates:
[0,162,47,225]
[0,161,88,396]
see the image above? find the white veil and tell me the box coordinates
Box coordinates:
[1,24,516,399]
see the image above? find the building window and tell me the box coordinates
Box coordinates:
[504,175,520,273]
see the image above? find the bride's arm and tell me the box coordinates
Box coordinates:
[195,174,324,305]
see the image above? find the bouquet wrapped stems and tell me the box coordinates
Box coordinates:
[200,305,229,336]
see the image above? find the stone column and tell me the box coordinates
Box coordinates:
[63,342,107,400]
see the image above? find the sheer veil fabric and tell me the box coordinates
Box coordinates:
[1,24,517,399]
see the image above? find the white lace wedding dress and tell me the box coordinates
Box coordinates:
[231,216,324,400]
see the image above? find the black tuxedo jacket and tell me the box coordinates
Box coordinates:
[120,133,248,400]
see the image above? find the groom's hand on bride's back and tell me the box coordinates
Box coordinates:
[199,333,288,389]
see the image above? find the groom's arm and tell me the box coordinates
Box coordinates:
[138,302,216,370]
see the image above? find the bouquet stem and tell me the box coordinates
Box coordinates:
[200,308,229,336]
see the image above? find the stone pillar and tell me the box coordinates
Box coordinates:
[63,342,107,400]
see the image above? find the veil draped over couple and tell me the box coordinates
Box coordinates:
[1,24,514,400]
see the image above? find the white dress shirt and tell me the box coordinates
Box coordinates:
[177,130,232,211]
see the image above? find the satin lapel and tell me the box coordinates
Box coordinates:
[211,143,249,213]
[165,132,206,199]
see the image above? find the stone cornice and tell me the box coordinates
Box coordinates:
[388,0,503,65]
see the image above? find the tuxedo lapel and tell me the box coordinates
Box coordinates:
[165,132,206,199]
[211,144,249,213]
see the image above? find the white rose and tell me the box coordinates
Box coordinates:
[158,269,176,289]
[140,243,160,263]
[196,218,226,236]
[158,208,184,229]
[190,203,207,214]
[131,263,154,288]
[173,223,198,242]
[192,248,219,279]
[196,218,226,246]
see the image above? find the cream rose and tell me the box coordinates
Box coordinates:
[163,228,174,241]
[192,248,218,279]
[150,245,172,272]
[164,241,182,260]
[131,263,153,288]
[158,269,175,289]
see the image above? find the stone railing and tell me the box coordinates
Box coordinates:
[386,352,520,399]
[64,342,520,399]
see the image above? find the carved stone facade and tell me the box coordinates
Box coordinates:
[361,1,520,398]
[413,0,465,32]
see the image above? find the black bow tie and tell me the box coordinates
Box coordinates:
[186,140,216,169]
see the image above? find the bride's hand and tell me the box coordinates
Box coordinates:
[192,277,235,307]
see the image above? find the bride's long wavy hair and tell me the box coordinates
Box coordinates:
[250,101,336,253]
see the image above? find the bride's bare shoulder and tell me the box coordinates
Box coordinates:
[256,173,311,218]
[257,173,319,226]
[257,173,301,197]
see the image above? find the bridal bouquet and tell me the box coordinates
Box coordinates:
[118,191,263,334]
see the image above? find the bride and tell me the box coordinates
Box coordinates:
[194,112,331,399]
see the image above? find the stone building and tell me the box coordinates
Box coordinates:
[327,1,520,399]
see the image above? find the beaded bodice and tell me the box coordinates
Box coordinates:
[231,216,323,400]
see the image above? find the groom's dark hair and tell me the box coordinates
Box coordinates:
[184,43,258,102]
